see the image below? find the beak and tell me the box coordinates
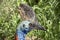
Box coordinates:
[29,23,46,31]
[34,24,46,31]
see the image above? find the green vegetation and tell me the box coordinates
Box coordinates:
[0,0,60,40]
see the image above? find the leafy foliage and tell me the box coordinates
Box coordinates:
[0,0,60,40]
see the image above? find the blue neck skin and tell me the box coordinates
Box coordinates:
[16,21,31,40]
[16,29,29,40]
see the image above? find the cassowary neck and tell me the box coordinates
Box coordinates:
[17,30,28,40]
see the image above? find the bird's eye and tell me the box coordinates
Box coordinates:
[29,23,33,27]
[23,24,25,27]
[29,23,35,27]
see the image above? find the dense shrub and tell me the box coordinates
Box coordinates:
[0,0,60,40]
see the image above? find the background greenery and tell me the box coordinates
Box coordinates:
[0,0,60,40]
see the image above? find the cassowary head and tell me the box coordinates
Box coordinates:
[17,21,46,34]
[18,3,46,31]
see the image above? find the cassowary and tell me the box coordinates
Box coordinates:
[15,21,46,40]
[15,3,46,40]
